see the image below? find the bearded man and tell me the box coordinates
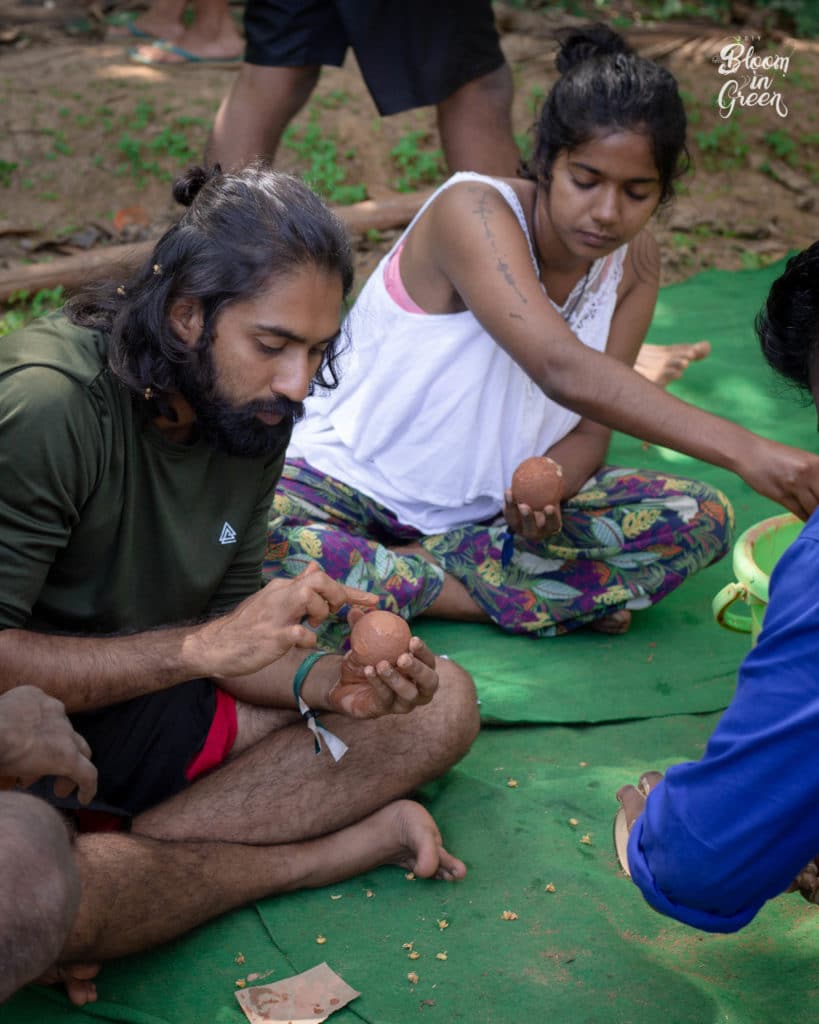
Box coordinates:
[0,165,478,1005]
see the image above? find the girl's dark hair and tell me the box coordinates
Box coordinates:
[525,23,689,204]
[67,164,354,407]
[757,242,819,394]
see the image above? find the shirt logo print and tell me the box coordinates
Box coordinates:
[219,522,237,545]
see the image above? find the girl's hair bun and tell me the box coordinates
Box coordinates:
[555,23,632,75]
[172,164,222,207]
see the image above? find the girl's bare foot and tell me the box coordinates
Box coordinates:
[589,609,632,635]
[635,340,711,388]
[36,962,100,1007]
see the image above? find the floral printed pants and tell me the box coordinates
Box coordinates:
[264,458,734,646]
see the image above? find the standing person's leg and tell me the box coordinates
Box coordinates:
[340,0,518,175]
[206,0,348,169]
[436,63,518,176]
[128,0,243,64]
[208,66,321,169]
[107,0,186,42]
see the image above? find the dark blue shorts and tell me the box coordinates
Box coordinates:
[244,0,506,115]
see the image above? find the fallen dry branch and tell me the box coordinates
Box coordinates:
[0,187,435,304]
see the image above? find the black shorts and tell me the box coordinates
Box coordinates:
[244,0,506,116]
[29,679,219,827]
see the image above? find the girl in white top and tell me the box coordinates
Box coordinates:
[265,24,819,640]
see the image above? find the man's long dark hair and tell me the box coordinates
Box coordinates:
[67,165,354,413]
[757,242,819,397]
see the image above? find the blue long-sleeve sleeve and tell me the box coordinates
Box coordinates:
[628,509,819,932]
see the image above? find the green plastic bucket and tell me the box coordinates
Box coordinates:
[712,512,803,644]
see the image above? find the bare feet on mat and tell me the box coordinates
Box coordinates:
[635,340,711,388]
[589,609,632,635]
[37,962,100,1006]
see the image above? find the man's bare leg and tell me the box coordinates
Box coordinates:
[47,660,477,962]
[206,65,321,169]
[0,794,82,1002]
[108,0,186,42]
[64,799,463,961]
[635,340,711,388]
[133,658,477,843]
[436,63,519,176]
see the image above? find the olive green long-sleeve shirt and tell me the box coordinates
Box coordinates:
[0,312,286,636]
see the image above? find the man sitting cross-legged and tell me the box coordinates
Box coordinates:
[0,165,479,1004]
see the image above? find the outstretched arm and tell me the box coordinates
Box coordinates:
[428,182,819,518]
[504,228,658,540]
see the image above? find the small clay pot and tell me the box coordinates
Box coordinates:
[350,610,412,666]
[511,456,564,509]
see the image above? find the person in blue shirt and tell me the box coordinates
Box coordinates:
[616,241,819,932]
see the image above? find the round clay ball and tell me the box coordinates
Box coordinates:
[350,610,412,666]
[511,456,565,509]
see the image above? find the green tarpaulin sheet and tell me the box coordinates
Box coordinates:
[7,257,819,1024]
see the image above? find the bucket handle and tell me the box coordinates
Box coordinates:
[712,581,751,633]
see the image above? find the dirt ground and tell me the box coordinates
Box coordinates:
[0,0,818,298]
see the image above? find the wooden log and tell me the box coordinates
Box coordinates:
[0,187,434,303]
[0,242,151,302]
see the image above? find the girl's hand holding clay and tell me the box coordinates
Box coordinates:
[504,456,565,541]
[328,608,438,719]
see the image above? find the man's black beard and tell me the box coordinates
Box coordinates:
[176,346,305,458]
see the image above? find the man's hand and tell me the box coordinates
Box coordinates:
[326,608,439,719]
[196,563,378,679]
[503,488,562,542]
[788,857,819,903]
[0,686,97,804]
[614,771,664,874]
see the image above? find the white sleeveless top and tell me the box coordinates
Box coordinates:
[289,172,626,534]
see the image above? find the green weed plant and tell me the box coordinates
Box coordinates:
[0,287,65,337]
[282,113,366,204]
[390,131,445,193]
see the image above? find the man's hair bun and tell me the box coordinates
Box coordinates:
[172,165,222,207]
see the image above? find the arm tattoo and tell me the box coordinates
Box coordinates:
[470,187,529,307]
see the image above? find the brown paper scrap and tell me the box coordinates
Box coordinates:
[235,962,360,1024]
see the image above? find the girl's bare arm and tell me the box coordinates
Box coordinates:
[426,182,819,518]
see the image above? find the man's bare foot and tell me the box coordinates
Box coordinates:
[588,609,632,635]
[352,800,466,881]
[37,962,100,1007]
[635,341,711,388]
